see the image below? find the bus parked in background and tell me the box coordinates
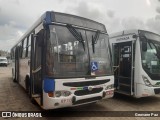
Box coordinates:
[110,29,160,98]
[11,11,114,110]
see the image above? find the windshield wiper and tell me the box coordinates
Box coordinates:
[66,24,85,51]
[92,30,100,53]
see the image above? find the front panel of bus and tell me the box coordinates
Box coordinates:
[42,24,114,109]
[134,30,160,97]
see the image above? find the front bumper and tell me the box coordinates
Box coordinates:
[154,88,160,94]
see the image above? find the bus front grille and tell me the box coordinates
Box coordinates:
[74,88,103,96]
[63,79,110,87]
[73,96,102,105]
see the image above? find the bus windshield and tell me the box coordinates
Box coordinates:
[46,25,112,78]
[140,31,160,80]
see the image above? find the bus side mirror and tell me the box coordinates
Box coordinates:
[141,37,147,52]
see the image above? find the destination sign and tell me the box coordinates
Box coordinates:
[116,36,130,41]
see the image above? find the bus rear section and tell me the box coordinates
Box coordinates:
[11,11,114,110]
[109,29,160,98]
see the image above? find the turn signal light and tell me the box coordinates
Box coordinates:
[48,92,54,97]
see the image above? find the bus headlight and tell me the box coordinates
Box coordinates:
[62,91,71,97]
[55,91,71,97]
[55,91,61,97]
[105,84,114,90]
[142,75,152,87]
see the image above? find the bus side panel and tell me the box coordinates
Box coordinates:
[135,83,155,98]
[134,38,142,97]
[12,58,15,80]
[133,39,154,97]
[19,58,30,89]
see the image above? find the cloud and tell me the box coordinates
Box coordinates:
[0,24,24,50]
[64,1,120,33]
[0,0,160,51]
[146,17,160,34]
[145,0,160,34]
[0,0,83,51]
[0,1,33,29]
[146,0,151,6]
[155,15,160,20]
[105,17,123,33]
[10,0,20,5]
[71,1,102,21]
[156,7,160,14]
[121,17,145,30]
[107,10,115,18]
[57,0,65,3]
[0,23,24,40]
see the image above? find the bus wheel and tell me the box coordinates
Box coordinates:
[13,78,17,82]
[30,97,37,104]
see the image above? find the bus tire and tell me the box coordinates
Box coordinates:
[25,75,30,93]
[30,97,37,105]
[13,78,17,82]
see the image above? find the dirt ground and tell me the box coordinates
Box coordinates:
[0,66,160,120]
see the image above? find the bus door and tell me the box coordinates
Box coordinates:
[30,30,44,105]
[15,46,20,82]
[113,41,134,95]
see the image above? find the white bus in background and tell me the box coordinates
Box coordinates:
[109,29,160,98]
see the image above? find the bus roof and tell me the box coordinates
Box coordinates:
[11,11,107,49]
[51,12,106,32]
[109,29,140,39]
[109,29,160,39]
[109,29,160,44]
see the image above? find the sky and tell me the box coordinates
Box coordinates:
[0,0,160,51]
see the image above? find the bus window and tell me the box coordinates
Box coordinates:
[87,31,112,75]
[19,42,23,58]
[22,38,27,58]
[141,40,160,74]
[28,35,31,46]
[26,35,31,58]
[22,48,27,58]
[27,46,31,58]
[47,25,89,77]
